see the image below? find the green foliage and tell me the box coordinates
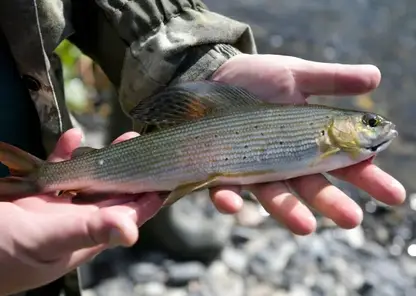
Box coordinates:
[55,40,91,112]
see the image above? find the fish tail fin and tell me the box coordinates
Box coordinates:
[0,142,43,199]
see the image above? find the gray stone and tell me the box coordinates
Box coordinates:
[95,277,135,296]
[128,263,166,284]
[134,282,166,296]
[166,262,206,285]
[205,261,245,296]
[221,247,249,274]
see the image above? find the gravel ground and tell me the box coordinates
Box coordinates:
[78,1,416,295]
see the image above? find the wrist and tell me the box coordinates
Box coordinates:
[169,43,244,84]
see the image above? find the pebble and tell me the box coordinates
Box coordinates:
[128,263,166,284]
[166,262,206,286]
[221,248,248,274]
[95,277,135,296]
[230,226,259,246]
[206,261,245,296]
[134,282,166,296]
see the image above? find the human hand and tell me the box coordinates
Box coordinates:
[208,54,406,235]
[0,129,163,295]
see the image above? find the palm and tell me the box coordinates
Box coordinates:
[208,54,406,235]
[0,130,163,294]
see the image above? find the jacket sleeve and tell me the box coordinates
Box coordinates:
[69,0,257,116]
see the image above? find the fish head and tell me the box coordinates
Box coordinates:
[328,111,398,158]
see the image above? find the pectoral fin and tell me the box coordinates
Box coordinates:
[163,176,219,206]
[310,147,341,167]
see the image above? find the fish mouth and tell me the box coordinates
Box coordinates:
[366,129,398,152]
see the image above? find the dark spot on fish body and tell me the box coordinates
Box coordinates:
[244,145,248,149]
[280,125,285,129]
[321,130,325,136]
[243,156,247,160]
[279,141,283,145]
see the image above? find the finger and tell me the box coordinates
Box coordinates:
[68,244,107,268]
[48,128,84,162]
[330,161,406,205]
[209,186,243,214]
[291,60,381,95]
[111,132,140,144]
[288,174,363,229]
[248,182,317,235]
[35,193,162,261]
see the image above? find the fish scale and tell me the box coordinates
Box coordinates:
[38,105,348,185]
[0,81,397,206]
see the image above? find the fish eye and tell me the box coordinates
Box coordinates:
[362,113,380,128]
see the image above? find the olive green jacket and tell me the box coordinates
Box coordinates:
[1,0,256,295]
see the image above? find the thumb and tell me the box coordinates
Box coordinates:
[34,193,162,262]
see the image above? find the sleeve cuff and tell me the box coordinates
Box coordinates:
[114,2,257,115]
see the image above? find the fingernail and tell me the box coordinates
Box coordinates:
[355,207,364,224]
[391,178,407,203]
[109,228,124,248]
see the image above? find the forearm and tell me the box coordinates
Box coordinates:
[69,0,257,116]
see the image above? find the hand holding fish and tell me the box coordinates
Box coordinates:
[0,129,162,295]
[208,54,406,234]
[0,54,406,264]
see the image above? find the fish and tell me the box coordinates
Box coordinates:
[0,81,398,206]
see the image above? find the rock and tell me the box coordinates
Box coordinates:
[128,262,166,284]
[187,280,213,296]
[338,227,366,249]
[134,282,166,296]
[289,285,311,296]
[246,283,277,296]
[312,273,336,295]
[205,261,245,296]
[95,277,135,296]
[248,240,297,280]
[166,261,206,286]
[221,247,248,274]
[165,289,188,296]
[409,193,416,211]
[82,290,97,296]
[138,251,169,265]
[230,226,260,246]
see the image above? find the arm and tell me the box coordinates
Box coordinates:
[68,0,257,119]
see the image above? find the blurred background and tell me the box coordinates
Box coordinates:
[56,0,416,295]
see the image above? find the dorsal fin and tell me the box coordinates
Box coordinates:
[129,81,264,133]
